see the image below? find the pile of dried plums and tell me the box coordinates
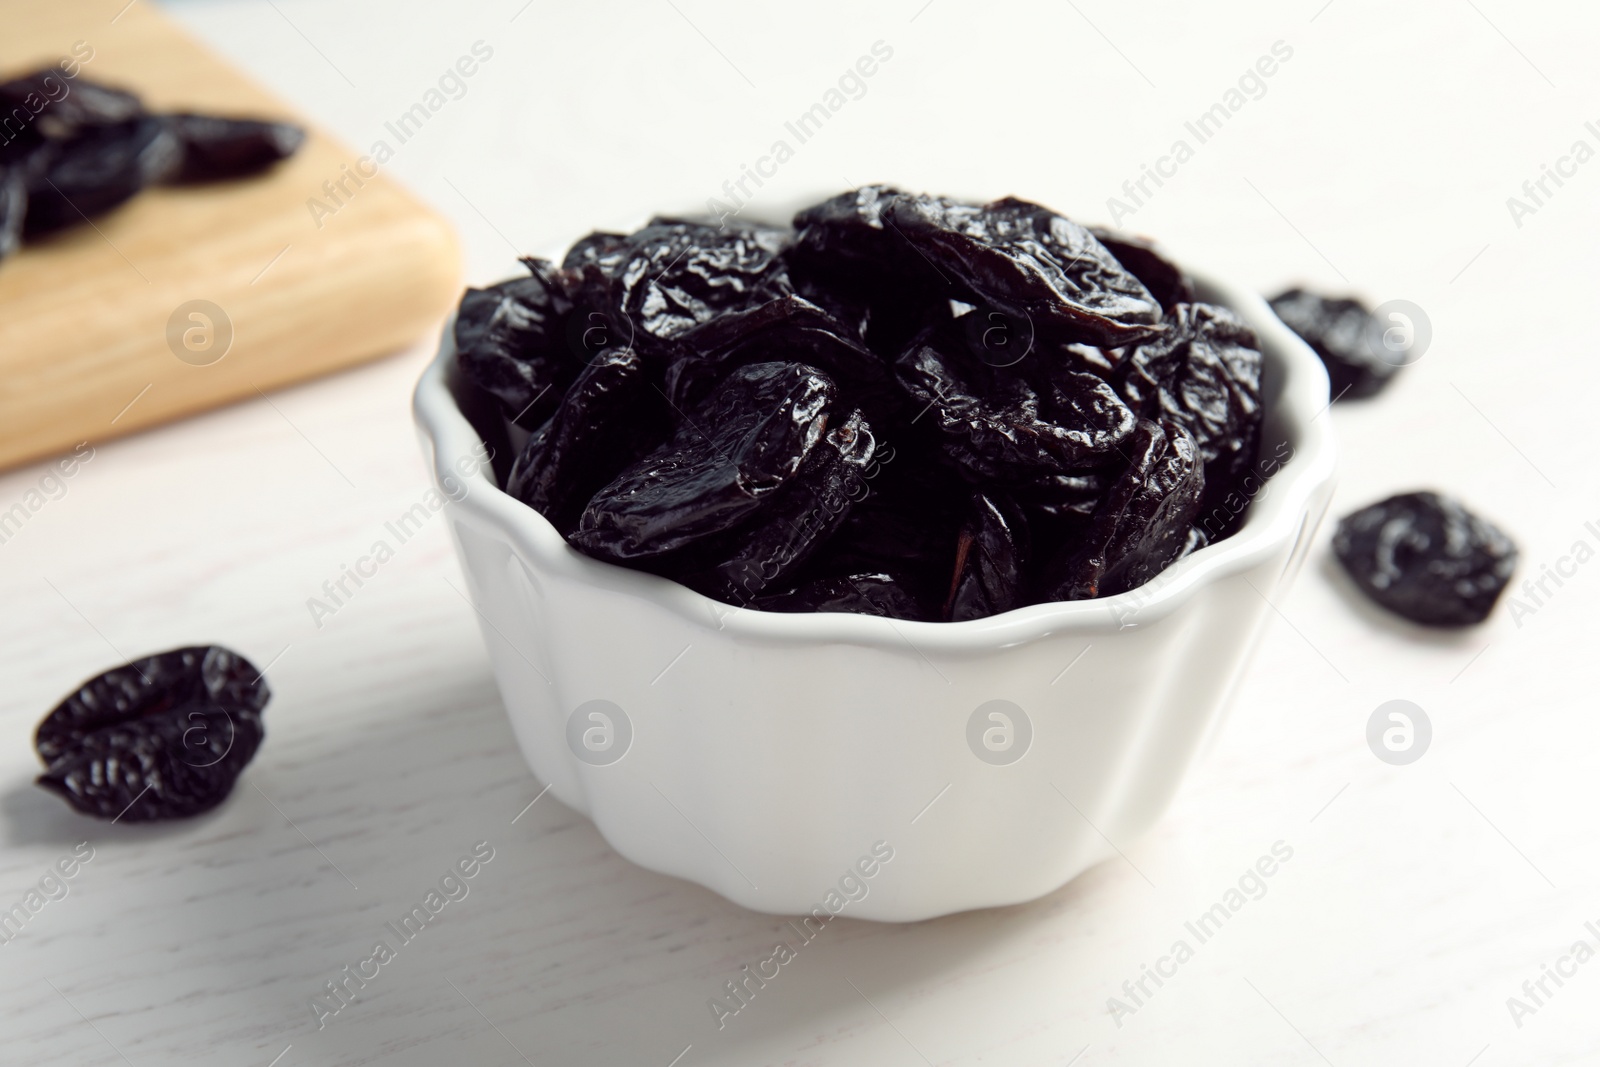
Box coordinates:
[453,187,1269,621]
[0,68,305,262]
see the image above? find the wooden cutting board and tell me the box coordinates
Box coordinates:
[0,0,461,472]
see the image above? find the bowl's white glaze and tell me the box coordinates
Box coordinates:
[413,263,1337,920]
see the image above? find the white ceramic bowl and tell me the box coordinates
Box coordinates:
[413,265,1337,921]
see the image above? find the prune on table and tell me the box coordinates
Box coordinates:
[1090,227,1195,312]
[0,70,144,147]
[163,114,306,182]
[459,187,1282,619]
[897,327,1136,481]
[1332,491,1517,626]
[0,71,306,260]
[1116,302,1262,521]
[0,165,26,260]
[1046,419,1204,600]
[1268,288,1399,401]
[680,409,876,602]
[752,572,924,619]
[35,646,269,821]
[24,117,182,235]
[506,347,668,534]
[570,361,835,561]
[454,258,576,428]
[882,194,1166,347]
[946,492,1029,621]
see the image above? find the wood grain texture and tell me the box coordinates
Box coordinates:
[0,0,461,472]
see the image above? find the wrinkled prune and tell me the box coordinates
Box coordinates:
[457,188,1278,620]
[454,258,576,427]
[1116,303,1262,520]
[35,646,268,821]
[0,69,304,260]
[1046,419,1203,600]
[665,294,893,416]
[164,114,306,182]
[25,117,182,235]
[946,492,1029,621]
[1332,492,1517,626]
[883,195,1165,347]
[1090,227,1195,312]
[570,217,791,356]
[897,328,1136,480]
[507,347,667,534]
[1269,288,1398,400]
[681,410,876,602]
[570,362,834,560]
[0,71,143,146]
[753,572,924,619]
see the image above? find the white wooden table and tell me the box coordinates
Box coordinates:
[3,1,1596,1063]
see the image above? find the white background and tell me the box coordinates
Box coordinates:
[2,0,1597,1063]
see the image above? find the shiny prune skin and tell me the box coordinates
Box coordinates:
[753,572,925,620]
[461,188,1281,617]
[1332,492,1517,626]
[680,410,876,602]
[896,327,1137,480]
[1269,288,1398,400]
[946,492,1029,621]
[570,362,835,561]
[665,294,895,420]
[1116,303,1263,521]
[24,117,182,235]
[163,114,305,183]
[506,347,668,534]
[1090,228,1195,312]
[35,646,268,821]
[1046,419,1203,600]
[0,72,305,259]
[882,195,1165,347]
[454,258,576,428]
[571,217,792,356]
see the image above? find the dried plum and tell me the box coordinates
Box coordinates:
[35,646,268,821]
[681,409,876,601]
[1332,492,1516,626]
[24,117,182,235]
[1116,303,1262,520]
[0,70,305,260]
[569,217,791,356]
[1269,288,1398,400]
[164,114,305,182]
[0,164,25,260]
[570,361,834,561]
[455,188,1282,619]
[454,258,576,428]
[946,492,1029,621]
[506,347,667,533]
[1090,227,1194,311]
[665,294,892,415]
[897,327,1136,480]
[883,195,1165,347]
[1046,419,1204,600]
[0,70,143,147]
